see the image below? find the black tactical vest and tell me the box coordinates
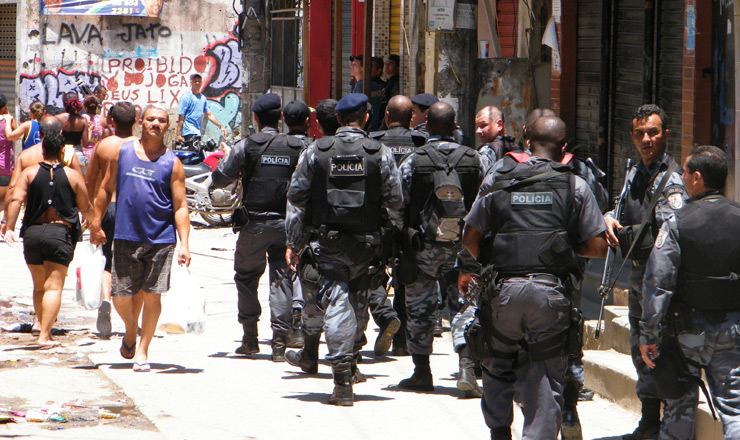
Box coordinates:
[407,141,480,232]
[675,196,740,311]
[242,132,303,215]
[309,136,383,234]
[489,156,580,277]
[369,127,425,164]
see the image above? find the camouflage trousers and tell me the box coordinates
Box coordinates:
[404,243,458,355]
[299,241,374,363]
[628,264,660,399]
[660,311,740,440]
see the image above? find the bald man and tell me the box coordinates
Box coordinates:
[393,102,488,395]
[458,116,607,439]
[474,106,519,165]
[366,95,427,357]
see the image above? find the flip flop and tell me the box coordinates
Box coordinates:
[37,341,62,349]
[120,338,136,360]
[133,362,150,372]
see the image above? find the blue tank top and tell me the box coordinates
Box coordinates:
[23,120,41,150]
[114,141,177,244]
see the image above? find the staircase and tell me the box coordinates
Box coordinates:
[583,306,725,439]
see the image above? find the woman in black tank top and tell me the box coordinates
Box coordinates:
[3,131,94,348]
[57,92,90,172]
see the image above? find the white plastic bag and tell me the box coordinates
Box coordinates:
[74,242,105,310]
[158,265,205,334]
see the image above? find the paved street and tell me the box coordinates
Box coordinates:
[1,218,637,439]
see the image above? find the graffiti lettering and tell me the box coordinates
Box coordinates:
[201,38,242,96]
[42,23,103,46]
[203,91,241,139]
[19,70,101,113]
[116,23,172,43]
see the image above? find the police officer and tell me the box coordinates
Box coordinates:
[282,100,313,349]
[474,105,519,165]
[394,102,487,393]
[458,116,608,440]
[367,94,426,357]
[603,104,690,440]
[211,93,303,362]
[284,93,403,406]
[639,145,740,440]
[410,93,466,146]
[523,108,609,440]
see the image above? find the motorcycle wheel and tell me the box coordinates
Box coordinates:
[199,213,233,227]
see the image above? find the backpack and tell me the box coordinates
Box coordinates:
[419,146,470,243]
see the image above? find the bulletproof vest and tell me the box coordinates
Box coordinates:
[489,155,580,278]
[675,196,740,311]
[490,136,520,159]
[309,135,383,234]
[407,141,480,241]
[369,127,425,164]
[242,132,303,215]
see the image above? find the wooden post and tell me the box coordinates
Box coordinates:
[302,0,310,104]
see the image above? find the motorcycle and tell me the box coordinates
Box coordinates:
[172,138,242,227]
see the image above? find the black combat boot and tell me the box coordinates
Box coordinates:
[456,347,482,398]
[285,332,320,374]
[328,358,354,406]
[271,333,286,362]
[490,427,512,440]
[623,397,661,440]
[561,380,582,440]
[235,322,259,355]
[374,317,401,356]
[351,353,367,384]
[398,354,434,391]
[286,308,305,349]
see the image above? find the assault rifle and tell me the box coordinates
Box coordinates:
[460,266,497,314]
[595,159,632,338]
[273,226,312,289]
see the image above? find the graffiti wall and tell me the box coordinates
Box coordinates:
[18,0,242,141]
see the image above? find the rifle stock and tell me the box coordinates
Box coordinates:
[595,159,632,339]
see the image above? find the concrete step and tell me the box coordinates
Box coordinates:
[583,306,631,355]
[583,349,725,440]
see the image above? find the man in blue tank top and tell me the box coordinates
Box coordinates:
[90,105,191,372]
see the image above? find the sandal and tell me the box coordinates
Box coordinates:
[133,362,151,372]
[120,338,136,360]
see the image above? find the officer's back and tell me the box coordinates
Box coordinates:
[370,95,426,165]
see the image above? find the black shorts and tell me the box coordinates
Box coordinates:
[101,202,116,272]
[0,174,10,187]
[22,224,76,266]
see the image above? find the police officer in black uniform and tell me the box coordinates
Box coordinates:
[369,94,426,356]
[458,116,607,439]
[285,93,403,406]
[604,104,689,440]
[639,145,740,439]
[394,102,487,393]
[282,100,312,349]
[211,93,304,362]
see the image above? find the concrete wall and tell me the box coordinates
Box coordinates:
[474,58,535,146]
[17,0,242,142]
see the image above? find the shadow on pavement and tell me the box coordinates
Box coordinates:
[84,362,204,374]
[207,351,273,361]
[281,372,333,380]
[383,384,462,398]
[283,392,394,403]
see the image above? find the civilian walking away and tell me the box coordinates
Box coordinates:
[4,100,45,151]
[3,131,94,348]
[0,94,14,219]
[90,104,191,373]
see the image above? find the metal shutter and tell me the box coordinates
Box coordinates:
[610,0,645,190]
[0,3,15,115]
[574,0,601,159]
[655,0,684,159]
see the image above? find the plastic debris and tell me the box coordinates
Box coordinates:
[25,409,48,422]
[99,409,120,419]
